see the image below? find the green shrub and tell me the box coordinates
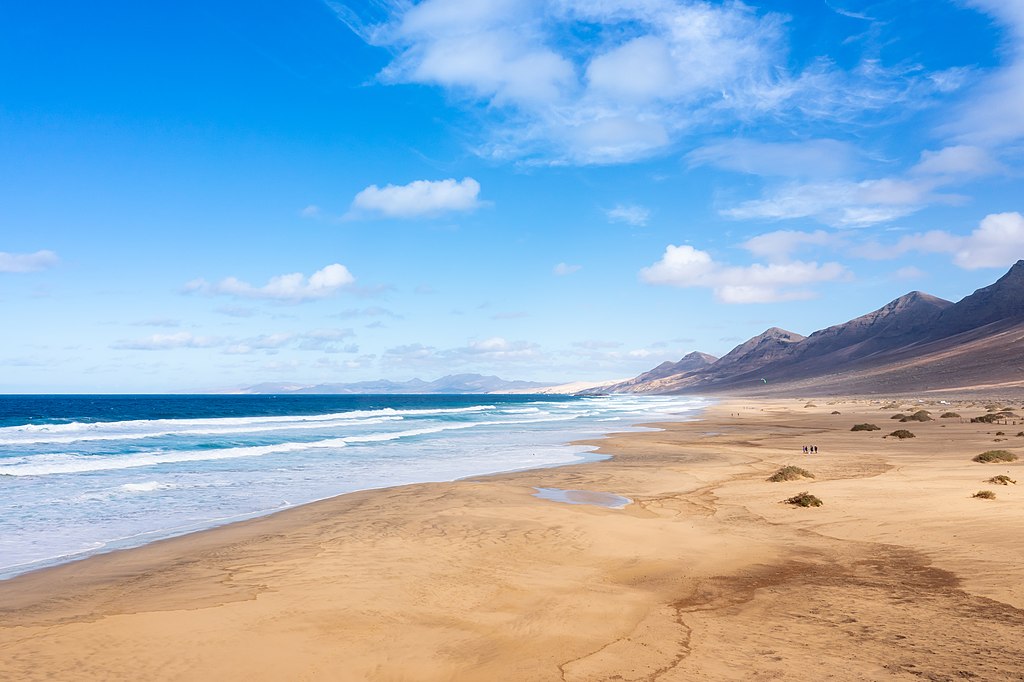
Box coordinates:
[784,491,823,507]
[891,413,906,420]
[972,490,996,499]
[851,423,880,432]
[973,450,1018,463]
[971,414,1003,423]
[987,475,1016,485]
[767,466,815,482]
[831,410,841,415]
[940,412,961,419]
[889,429,915,439]
[900,410,933,423]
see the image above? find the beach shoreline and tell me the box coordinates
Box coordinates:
[2,396,1023,680]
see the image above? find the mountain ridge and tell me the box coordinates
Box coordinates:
[606,261,1024,396]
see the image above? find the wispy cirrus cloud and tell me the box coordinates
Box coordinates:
[335,0,953,165]
[347,177,483,219]
[721,145,1001,228]
[687,138,863,179]
[113,332,220,351]
[605,204,650,227]
[115,328,357,354]
[740,230,844,262]
[553,262,581,276]
[184,263,355,303]
[0,250,59,273]
[941,1,1024,146]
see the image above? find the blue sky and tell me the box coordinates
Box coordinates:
[2,0,1023,392]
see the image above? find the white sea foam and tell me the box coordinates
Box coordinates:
[0,415,406,445]
[0,404,497,443]
[119,481,176,492]
[0,413,583,477]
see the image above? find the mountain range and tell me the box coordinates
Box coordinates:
[595,260,1024,396]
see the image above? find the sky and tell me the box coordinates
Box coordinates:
[2,0,1023,392]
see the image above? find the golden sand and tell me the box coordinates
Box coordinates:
[1,398,1023,681]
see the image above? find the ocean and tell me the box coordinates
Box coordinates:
[0,394,707,579]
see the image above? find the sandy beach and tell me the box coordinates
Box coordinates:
[2,397,1023,681]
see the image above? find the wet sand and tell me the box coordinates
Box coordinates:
[1,398,1023,681]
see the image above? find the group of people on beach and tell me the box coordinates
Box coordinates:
[803,445,818,454]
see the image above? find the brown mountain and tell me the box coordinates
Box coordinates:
[600,351,717,394]
[613,260,1024,396]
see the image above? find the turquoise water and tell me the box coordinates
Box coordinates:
[0,394,706,578]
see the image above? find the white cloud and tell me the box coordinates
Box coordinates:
[463,336,538,359]
[910,145,1002,178]
[0,250,59,273]
[687,138,862,178]
[113,332,219,351]
[185,263,355,303]
[605,204,650,226]
[339,1,944,164]
[953,212,1024,268]
[860,212,1024,270]
[640,244,848,303]
[553,262,582,276]
[349,177,482,218]
[721,142,1001,228]
[741,230,842,262]
[382,336,541,367]
[299,204,322,219]
[722,176,957,228]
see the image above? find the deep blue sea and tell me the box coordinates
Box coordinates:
[0,394,707,578]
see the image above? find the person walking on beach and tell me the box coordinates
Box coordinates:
[803,445,808,454]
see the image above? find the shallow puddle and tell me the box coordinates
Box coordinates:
[533,487,631,509]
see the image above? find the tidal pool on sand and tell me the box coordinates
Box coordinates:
[533,487,632,509]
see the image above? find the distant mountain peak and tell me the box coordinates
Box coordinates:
[756,327,805,341]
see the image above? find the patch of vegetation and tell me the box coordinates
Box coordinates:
[995,411,1019,419]
[972,490,996,500]
[1017,432,1024,437]
[784,491,823,507]
[891,413,906,420]
[996,431,1006,436]
[889,429,916,439]
[831,410,841,415]
[973,450,1018,463]
[987,475,1016,485]
[880,402,900,410]
[804,403,817,408]
[851,423,881,432]
[971,414,1003,424]
[985,404,1004,412]
[940,412,961,419]
[767,466,815,482]
[900,410,934,423]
